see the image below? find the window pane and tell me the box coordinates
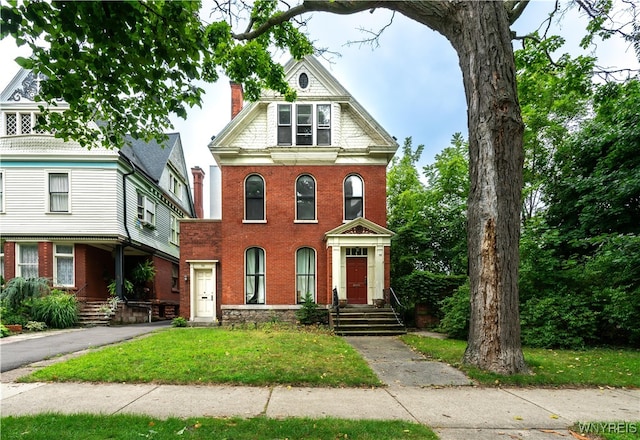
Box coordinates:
[317,104,330,127]
[56,256,74,286]
[296,126,312,145]
[245,175,264,220]
[278,125,292,145]
[246,247,265,304]
[278,104,291,125]
[6,113,17,135]
[49,173,69,212]
[296,175,315,220]
[296,105,312,125]
[344,175,364,220]
[296,248,315,303]
[20,113,31,134]
[19,244,38,278]
[317,129,330,145]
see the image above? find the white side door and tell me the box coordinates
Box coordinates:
[194,268,214,319]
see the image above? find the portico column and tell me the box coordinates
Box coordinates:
[331,245,344,299]
[374,244,385,299]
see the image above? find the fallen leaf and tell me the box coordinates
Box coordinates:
[568,430,590,440]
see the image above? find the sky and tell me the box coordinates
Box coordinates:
[1,1,638,216]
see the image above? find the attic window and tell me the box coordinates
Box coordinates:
[299,73,309,89]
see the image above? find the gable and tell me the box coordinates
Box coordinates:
[210,56,398,166]
[325,217,395,238]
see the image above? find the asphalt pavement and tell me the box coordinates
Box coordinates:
[1,324,638,440]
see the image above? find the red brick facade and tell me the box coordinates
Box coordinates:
[178,164,390,319]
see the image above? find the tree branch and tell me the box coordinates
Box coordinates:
[505,0,530,25]
[232,1,387,40]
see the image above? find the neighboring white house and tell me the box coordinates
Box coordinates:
[0,68,197,320]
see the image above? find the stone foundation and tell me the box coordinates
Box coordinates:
[221,308,298,326]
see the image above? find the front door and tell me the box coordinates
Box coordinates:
[346,257,367,304]
[194,268,214,319]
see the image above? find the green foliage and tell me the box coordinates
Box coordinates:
[0,277,50,311]
[437,282,470,340]
[0,1,313,149]
[25,321,47,332]
[387,135,468,284]
[172,316,187,327]
[31,289,78,329]
[545,79,640,251]
[514,34,594,222]
[107,278,134,297]
[295,293,327,325]
[130,260,156,285]
[0,323,9,338]
[394,271,467,316]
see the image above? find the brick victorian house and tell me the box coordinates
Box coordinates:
[179,56,398,324]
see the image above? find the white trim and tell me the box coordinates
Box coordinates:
[294,173,317,221]
[188,260,217,322]
[244,173,266,222]
[343,174,364,221]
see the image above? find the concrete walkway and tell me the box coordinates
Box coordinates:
[1,326,638,440]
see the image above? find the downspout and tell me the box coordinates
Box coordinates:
[117,156,136,301]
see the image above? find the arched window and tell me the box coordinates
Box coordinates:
[296,247,316,303]
[245,247,265,304]
[344,175,364,220]
[296,174,316,221]
[245,174,265,221]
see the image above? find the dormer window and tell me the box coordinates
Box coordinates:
[277,103,331,146]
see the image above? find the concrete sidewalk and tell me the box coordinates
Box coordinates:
[1,328,638,439]
[2,381,638,439]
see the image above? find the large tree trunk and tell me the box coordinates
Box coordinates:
[444,2,527,374]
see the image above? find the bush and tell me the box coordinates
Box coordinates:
[520,293,598,348]
[31,290,78,329]
[0,277,50,314]
[437,282,470,339]
[295,293,327,325]
[0,323,9,338]
[394,271,467,321]
[172,316,187,327]
[25,321,47,332]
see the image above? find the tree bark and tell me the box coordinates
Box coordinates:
[442,2,528,374]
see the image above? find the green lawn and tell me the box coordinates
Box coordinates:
[22,326,382,387]
[401,334,640,388]
[0,414,438,440]
[571,422,640,439]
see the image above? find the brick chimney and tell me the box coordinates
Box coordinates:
[230,81,244,119]
[191,166,205,219]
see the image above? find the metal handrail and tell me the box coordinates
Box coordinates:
[387,287,404,326]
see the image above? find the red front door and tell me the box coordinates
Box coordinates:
[346,257,367,304]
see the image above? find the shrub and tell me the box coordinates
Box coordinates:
[25,321,47,332]
[0,277,50,311]
[394,271,467,319]
[172,316,187,327]
[31,290,78,329]
[0,323,9,338]
[295,293,327,325]
[437,282,470,340]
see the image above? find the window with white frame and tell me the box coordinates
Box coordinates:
[170,214,180,245]
[277,103,331,146]
[245,174,265,221]
[169,172,183,200]
[17,244,38,279]
[296,247,316,303]
[48,172,69,213]
[296,174,316,221]
[137,192,156,225]
[344,174,364,220]
[3,112,47,136]
[54,244,74,287]
[245,247,265,304]
[171,264,179,290]
[0,246,4,280]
